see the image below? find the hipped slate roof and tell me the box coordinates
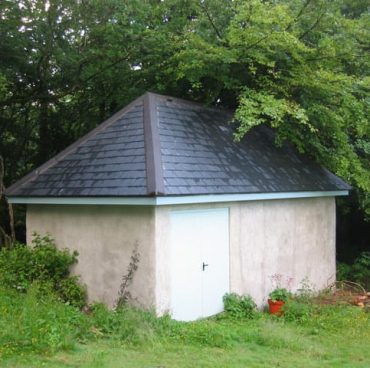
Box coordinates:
[6,93,350,198]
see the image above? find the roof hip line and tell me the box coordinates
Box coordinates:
[143,93,165,196]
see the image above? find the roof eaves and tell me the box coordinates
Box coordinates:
[5,94,145,196]
[143,92,165,195]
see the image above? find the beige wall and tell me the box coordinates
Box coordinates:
[27,197,336,312]
[27,205,156,308]
[155,197,336,311]
[229,197,336,306]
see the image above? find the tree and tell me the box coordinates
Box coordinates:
[165,0,370,217]
[0,0,369,231]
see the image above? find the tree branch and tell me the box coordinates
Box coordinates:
[244,0,314,52]
[306,53,367,62]
[285,0,313,32]
[199,1,223,41]
[299,7,326,40]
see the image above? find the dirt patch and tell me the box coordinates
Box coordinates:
[314,281,370,308]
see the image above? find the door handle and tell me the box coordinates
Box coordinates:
[202,262,209,271]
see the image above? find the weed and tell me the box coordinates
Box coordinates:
[282,299,314,324]
[0,284,89,357]
[115,242,140,309]
[175,320,234,348]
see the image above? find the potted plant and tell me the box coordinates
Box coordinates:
[268,288,291,315]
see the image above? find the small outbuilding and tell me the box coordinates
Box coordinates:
[6,93,350,321]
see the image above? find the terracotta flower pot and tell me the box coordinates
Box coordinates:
[268,299,285,315]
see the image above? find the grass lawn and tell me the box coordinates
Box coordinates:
[2,241,369,367]
[2,306,369,368]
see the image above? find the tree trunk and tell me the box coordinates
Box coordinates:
[0,155,15,247]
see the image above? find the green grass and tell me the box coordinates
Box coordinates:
[0,287,369,368]
[2,317,370,368]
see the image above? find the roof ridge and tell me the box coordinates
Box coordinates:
[143,93,165,196]
[147,92,235,115]
[6,94,145,196]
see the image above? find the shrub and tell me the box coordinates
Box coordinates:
[57,276,87,309]
[337,251,370,289]
[223,293,257,319]
[337,262,352,282]
[0,233,86,308]
[351,252,370,289]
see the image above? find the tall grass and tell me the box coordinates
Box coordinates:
[0,284,369,361]
[0,284,89,357]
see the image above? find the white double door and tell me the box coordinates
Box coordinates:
[169,208,230,321]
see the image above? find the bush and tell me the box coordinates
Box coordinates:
[0,234,86,308]
[351,252,370,289]
[57,276,87,309]
[337,262,352,282]
[223,293,257,319]
[337,251,370,289]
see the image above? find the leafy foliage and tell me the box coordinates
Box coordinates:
[281,298,314,324]
[0,284,89,356]
[223,292,257,319]
[337,251,370,289]
[57,276,87,310]
[170,0,370,215]
[0,0,369,222]
[0,234,86,308]
[269,288,292,303]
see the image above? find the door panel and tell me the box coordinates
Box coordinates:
[170,211,203,321]
[201,209,230,317]
[169,208,229,321]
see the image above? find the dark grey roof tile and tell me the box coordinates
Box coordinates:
[7,100,147,197]
[6,93,350,198]
[156,96,350,195]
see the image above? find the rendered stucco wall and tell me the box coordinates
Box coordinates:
[155,197,336,312]
[229,197,336,306]
[26,205,155,308]
[26,197,336,313]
